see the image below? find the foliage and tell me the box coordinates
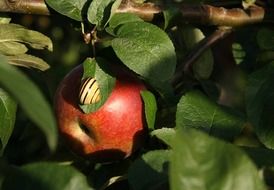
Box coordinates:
[1,0,274,189]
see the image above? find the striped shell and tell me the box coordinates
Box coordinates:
[79,77,101,105]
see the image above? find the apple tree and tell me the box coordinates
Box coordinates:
[0,0,274,189]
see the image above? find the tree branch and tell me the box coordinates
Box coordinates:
[172,27,233,88]
[0,0,273,27]
[180,4,270,27]
[0,0,49,15]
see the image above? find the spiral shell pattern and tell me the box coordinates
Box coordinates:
[79,77,101,105]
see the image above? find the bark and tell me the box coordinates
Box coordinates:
[0,0,273,27]
[0,0,49,15]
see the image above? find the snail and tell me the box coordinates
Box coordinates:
[79,77,101,105]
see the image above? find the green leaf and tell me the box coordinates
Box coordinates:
[0,14,11,24]
[128,150,170,190]
[233,27,259,68]
[45,0,87,21]
[257,28,274,51]
[108,0,123,26]
[112,21,176,84]
[246,62,274,149]
[151,128,176,146]
[232,43,246,65]
[107,13,143,35]
[79,58,116,113]
[181,26,214,79]
[242,0,256,8]
[163,7,180,29]
[170,128,266,190]
[141,90,157,131]
[1,162,92,190]
[243,147,274,167]
[176,91,244,140]
[7,54,50,71]
[0,24,52,52]
[0,89,17,155]
[87,0,116,29]
[0,55,57,151]
[0,41,28,56]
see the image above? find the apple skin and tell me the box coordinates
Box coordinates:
[54,64,147,162]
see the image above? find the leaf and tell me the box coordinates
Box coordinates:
[0,89,17,155]
[108,0,123,26]
[176,91,245,140]
[242,0,256,9]
[0,55,57,151]
[87,0,116,29]
[45,0,87,21]
[170,128,266,190]
[0,41,28,56]
[0,24,52,52]
[79,58,116,113]
[141,90,157,131]
[128,150,170,190]
[181,26,214,79]
[106,13,143,35]
[112,21,176,84]
[151,128,176,146]
[246,62,274,148]
[257,28,274,50]
[1,162,92,190]
[243,147,274,168]
[7,54,50,71]
[163,7,180,29]
[232,43,246,65]
[233,27,259,68]
[0,14,11,24]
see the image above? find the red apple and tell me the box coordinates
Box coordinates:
[54,64,147,162]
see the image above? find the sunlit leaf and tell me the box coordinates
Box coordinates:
[45,0,87,21]
[112,21,176,83]
[7,54,50,71]
[0,24,52,52]
[176,91,245,140]
[141,90,157,131]
[87,0,116,29]
[151,128,176,146]
[170,128,266,190]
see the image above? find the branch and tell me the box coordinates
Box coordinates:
[116,0,161,21]
[0,0,273,27]
[172,27,233,88]
[0,0,49,15]
[180,4,270,27]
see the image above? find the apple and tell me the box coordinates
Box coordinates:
[54,64,147,162]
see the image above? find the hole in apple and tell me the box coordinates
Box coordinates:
[79,123,97,141]
[79,123,89,134]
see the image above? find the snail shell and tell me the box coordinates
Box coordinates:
[79,77,101,105]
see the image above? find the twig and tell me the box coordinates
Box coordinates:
[172,27,233,88]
